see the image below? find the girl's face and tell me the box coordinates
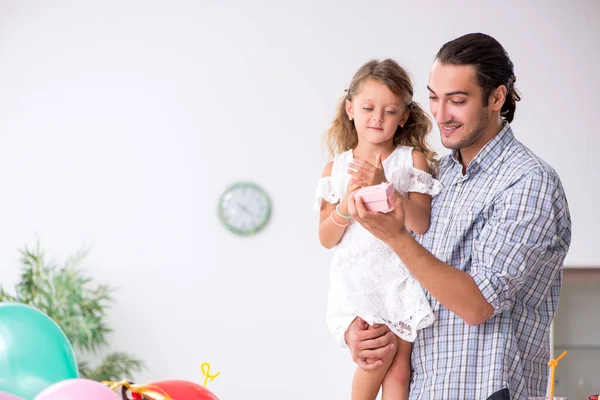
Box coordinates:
[345,79,409,147]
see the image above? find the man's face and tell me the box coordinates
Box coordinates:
[427,60,491,154]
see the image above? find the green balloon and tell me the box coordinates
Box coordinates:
[0,303,78,400]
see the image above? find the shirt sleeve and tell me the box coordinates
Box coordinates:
[469,170,571,316]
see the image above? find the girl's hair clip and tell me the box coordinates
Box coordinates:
[407,102,416,109]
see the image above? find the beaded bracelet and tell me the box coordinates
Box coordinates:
[335,204,352,219]
[330,210,350,227]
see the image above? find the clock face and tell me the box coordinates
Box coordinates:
[218,182,272,236]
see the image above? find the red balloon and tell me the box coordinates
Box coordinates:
[148,380,219,400]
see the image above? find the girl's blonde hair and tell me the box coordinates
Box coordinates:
[323,59,437,172]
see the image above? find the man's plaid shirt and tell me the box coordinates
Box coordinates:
[411,123,572,399]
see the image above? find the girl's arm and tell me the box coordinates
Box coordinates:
[318,162,358,249]
[399,150,432,235]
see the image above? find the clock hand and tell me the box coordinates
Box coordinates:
[236,202,253,216]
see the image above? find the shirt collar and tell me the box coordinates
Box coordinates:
[440,122,514,174]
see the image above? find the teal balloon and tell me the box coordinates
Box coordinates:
[0,303,78,400]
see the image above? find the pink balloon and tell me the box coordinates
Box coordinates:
[34,379,118,400]
[0,392,25,400]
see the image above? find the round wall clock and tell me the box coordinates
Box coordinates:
[217,181,272,236]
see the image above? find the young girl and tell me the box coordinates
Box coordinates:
[314,59,442,400]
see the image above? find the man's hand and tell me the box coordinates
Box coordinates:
[347,189,408,243]
[344,317,396,370]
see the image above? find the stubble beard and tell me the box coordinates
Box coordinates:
[441,108,490,151]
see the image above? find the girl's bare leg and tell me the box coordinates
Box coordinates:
[381,338,411,400]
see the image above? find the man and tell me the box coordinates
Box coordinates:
[345,33,572,399]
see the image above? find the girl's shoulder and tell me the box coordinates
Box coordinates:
[334,149,353,162]
[385,145,415,170]
[330,149,353,173]
[394,145,418,157]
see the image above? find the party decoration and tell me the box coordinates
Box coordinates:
[0,392,25,400]
[200,362,220,388]
[149,380,219,400]
[34,379,118,400]
[102,362,221,400]
[102,380,173,400]
[548,350,567,399]
[0,303,78,399]
[103,379,219,400]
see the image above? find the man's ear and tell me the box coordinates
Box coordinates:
[490,84,507,112]
[345,99,354,120]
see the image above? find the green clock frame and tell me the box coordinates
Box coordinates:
[217,181,272,236]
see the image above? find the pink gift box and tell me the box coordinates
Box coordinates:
[354,182,395,213]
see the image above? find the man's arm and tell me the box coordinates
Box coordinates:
[348,194,492,325]
[348,169,570,326]
[388,232,493,325]
[467,171,571,317]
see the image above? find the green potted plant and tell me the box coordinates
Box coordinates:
[0,242,144,382]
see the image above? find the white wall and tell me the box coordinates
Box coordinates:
[0,0,597,398]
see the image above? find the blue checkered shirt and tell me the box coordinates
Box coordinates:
[411,123,572,399]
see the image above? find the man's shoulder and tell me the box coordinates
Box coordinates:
[499,137,563,186]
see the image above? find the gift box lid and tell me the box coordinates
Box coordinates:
[355,182,394,202]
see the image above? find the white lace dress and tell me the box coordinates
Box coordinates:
[314,146,442,346]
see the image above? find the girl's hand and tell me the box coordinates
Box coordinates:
[348,153,386,187]
[348,190,408,244]
[338,180,361,217]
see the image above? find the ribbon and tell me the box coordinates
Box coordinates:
[548,350,567,399]
[101,379,174,400]
[200,362,220,387]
